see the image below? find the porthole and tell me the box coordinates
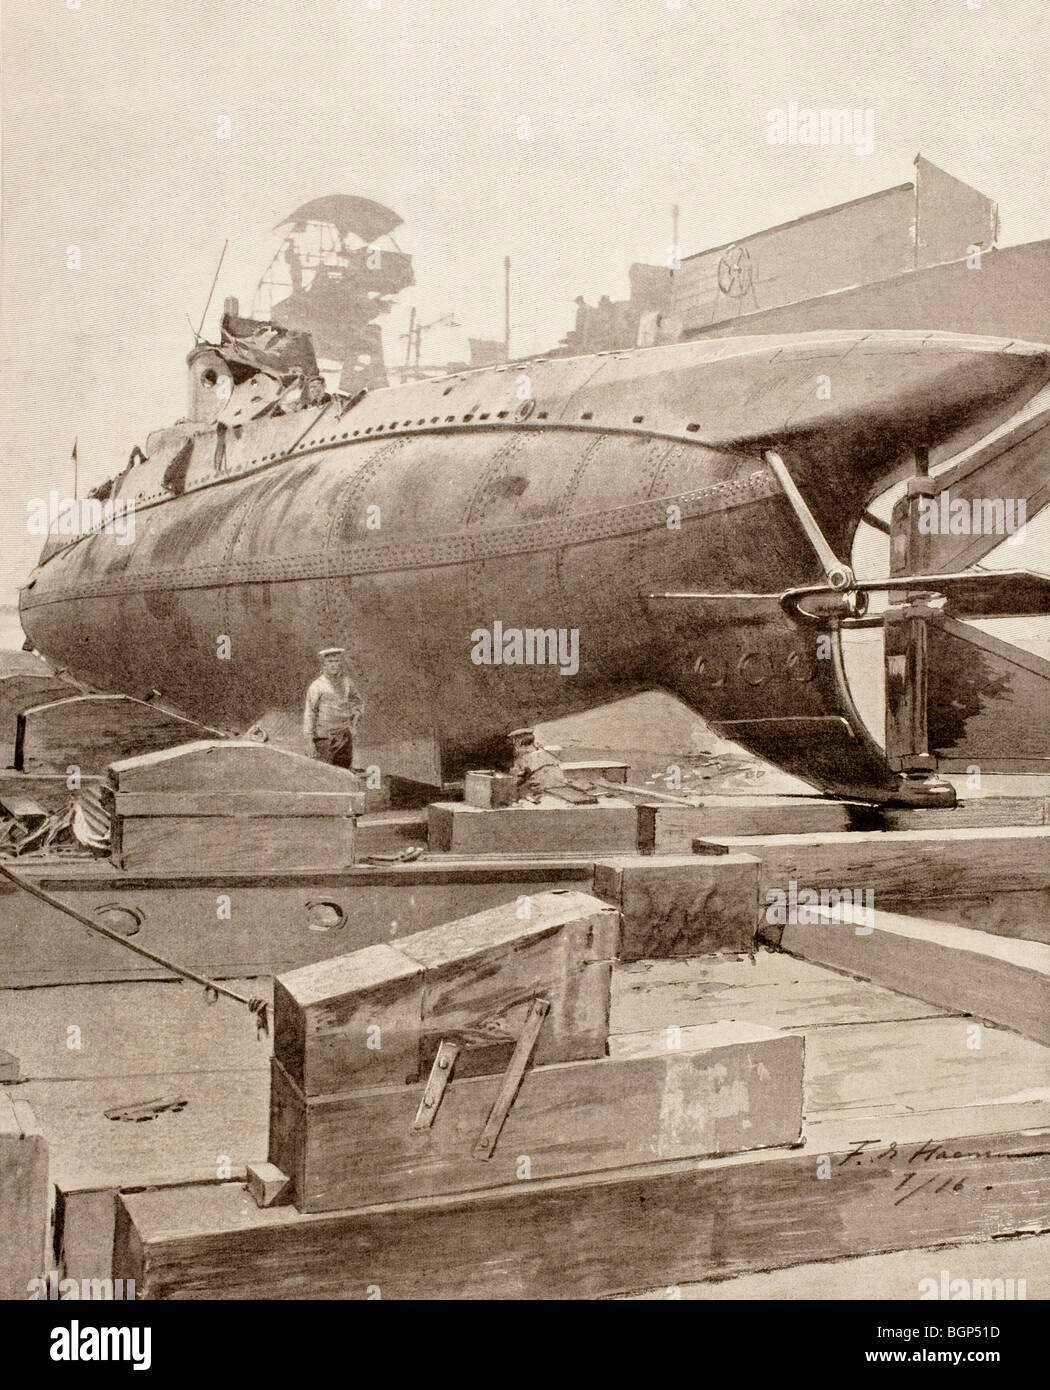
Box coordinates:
[786,649,817,683]
[739,652,770,686]
[692,654,726,688]
[94,903,143,937]
[304,899,346,932]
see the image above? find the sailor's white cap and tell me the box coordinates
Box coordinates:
[319,647,346,657]
[508,727,535,739]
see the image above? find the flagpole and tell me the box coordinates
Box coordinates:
[72,437,78,501]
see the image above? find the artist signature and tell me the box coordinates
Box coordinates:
[836,1138,1000,1205]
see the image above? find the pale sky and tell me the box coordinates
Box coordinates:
[2,0,1049,605]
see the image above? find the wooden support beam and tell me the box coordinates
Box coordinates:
[249,1022,802,1213]
[653,798,852,850]
[594,853,759,959]
[693,826,1050,907]
[427,801,643,856]
[780,905,1050,1047]
[0,1094,49,1300]
[114,1125,1050,1300]
[273,944,425,1096]
[393,890,619,1074]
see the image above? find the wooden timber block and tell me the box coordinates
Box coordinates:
[56,1187,117,1284]
[0,1048,21,1082]
[851,797,1046,832]
[427,800,642,855]
[463,770,518,809]
[654,797,851,851]
[105,740,359,872]
[271,891,619,1098]
[0,666,76,741]
[247,1162,292,1208]
[106,739,360,793]
[395,890,619,1073]
[114,1125,1050,1300]
[268,1021,804,1212]
[274,943,425,1096]
[781,905,1050,1048]
[593,854,760,960]
[110,813,355,873]
[696,826,1050,906]
[0,1092,50,1299]
[14,694,215,775]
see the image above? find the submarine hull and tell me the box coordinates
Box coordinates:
[20,331,1050,793]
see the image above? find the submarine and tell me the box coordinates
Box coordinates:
[19,302,1050,802]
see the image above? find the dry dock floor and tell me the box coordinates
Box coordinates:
[3,948,1049,1297]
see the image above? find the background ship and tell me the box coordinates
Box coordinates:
[555,156,1049,354]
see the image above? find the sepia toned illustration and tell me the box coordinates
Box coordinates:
[2,0,1049,1315]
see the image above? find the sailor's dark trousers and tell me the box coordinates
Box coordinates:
[312,730,354,768]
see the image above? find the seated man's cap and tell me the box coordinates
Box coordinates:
[508,727,535,739]
[319,647,346,657]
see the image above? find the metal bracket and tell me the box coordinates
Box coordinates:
[764,449,855,591]
[412,1040,461,1130]
[473,997,550,1161]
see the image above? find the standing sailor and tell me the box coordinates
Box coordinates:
[303,647,364,768]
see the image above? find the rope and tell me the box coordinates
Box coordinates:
[0,859,269,1037]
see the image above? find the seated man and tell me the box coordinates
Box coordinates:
[509,728,597,804]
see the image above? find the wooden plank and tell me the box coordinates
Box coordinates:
[0,793,48,826]
[268,1023,804,1212]
[0,1093,50,1299]
[428,800,642,856]
[654,797,851,850]
[781,905,1050,1046]
[560,761,629,783]
[395,891,619,1072]
[0,867,591,988]
[273,943,424,1095]
[869,797,1045,832]
[20,1069,268,1194]
[110,791,359,816]
[114,1125,1050,1300]
[695,826,1050,904]
[113,814,355,873]
[802,1016,1050,1137]
[626,1232,1050,1300]
[594,854,759,959]
[610,953,948,1036]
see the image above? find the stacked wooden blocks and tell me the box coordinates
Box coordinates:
[267,884,801,1213]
